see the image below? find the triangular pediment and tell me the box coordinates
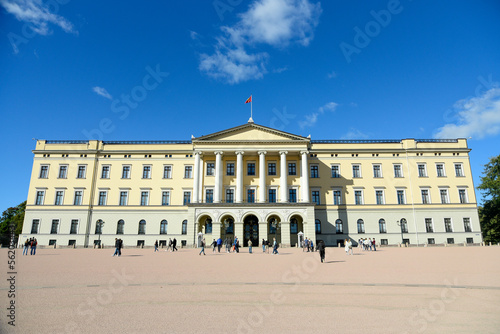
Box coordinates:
[193,123,309,143]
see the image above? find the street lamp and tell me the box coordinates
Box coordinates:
[96,219,105,248]
[396,220,404,245]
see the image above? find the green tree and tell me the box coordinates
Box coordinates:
[0,201,26,246]
[477,155,500,244]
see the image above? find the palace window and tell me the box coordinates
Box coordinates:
[226,163,235,176]
[116,220,124,234]
[248,189,255,203]
[352,165,361,178]
[455,163,464,177]
[459,189,468,204]
[140,191,149,206]
[95,221,103,234]
[397,190,406,205]
[310,165,319,178]
[122,165,131,179]
[290,219,298,234]
[354,190,363,205]
[312,191,320,205]
[98,191,107,206]
[74,191,82,206]
[182,220,187,235]
[119,191,128,206]
[315,219,322,234]
[184,166,193,178]
[247,163,255,176]
[394,164,403,178]
[463,218,472,232]
[31,219,40,234]
[400,218,408,233]
[77,165,86,179]
[444,218,453,232]
[162,191,170,205]
[268,189,277,203]
[379,219,387,233]
[51,219,59,234]
[160,220,168,234]
[440,189,449,204]
[373,165,382,178]
[421,189,430,204]
[268,163,276,176]
[376,190,384,205]
[436,164,445,177]
[418,164,427,177]
[207,163,215,176]
[58,165,68,179]
[425,218,433,233]
[39,165,49,178]
[333,190,341,205]
[336,219,343,234]
[138,220,146,235]
[357,219,365,233]
[101,165,110,179]
[54,191,64,205]
[35,190,45,205]
[163,165,172,178]
[331,165,340,178]
[70,220,79,234]
[289,189,297,203]
[183,191,191,205]
[205,189,213,204]
[143,166,151,179]
[288,163,296,176]
[226,189,234,203]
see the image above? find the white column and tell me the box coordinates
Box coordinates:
[258,151,267,203]
[301,151,310,202]
[193,151,201,203]
[279,151,288,203]
[236,151,244,203]
[214,151,223,203]
[198,155,203,202]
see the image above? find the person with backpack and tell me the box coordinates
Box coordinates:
[23,239,29,255]
[30,238,37,255]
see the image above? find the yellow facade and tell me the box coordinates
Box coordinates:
[21,122,481,248]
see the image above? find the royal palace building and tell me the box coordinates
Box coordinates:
[21,121,482,247]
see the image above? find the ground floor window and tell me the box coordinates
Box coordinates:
[49,239,56,246]
[428,238,435,245]
[447,238,454,244]
[380,239,388,245]
[466,238,473,244]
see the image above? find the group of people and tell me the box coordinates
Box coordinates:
[302,237,315,252]
[358,238,377,251]
[113,238,123,256]
[23,238,37,255]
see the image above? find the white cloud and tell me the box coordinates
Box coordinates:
[1,0,75,36]
[190,30,199,40]
[199,0,321,84]
[327,71,337,79]
[341,128,369,140]
[92,86,112,100]
[434,86,500,139]
[299,102,338,128]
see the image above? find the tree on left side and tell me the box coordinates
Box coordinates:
[0,201,26,247]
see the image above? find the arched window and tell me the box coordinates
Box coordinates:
[225,218,234,234]
[205,218,212,234]
[116,220,124,234]
[182,220,187,235]
[357,219,365,233]
[315,219,321,234]
[379,219,387,233]
[160,220,168,234]
[95,219,103,234]
[336,219,343,234]
[400,218,408,233]
[138,220,146,235]
[290,218,298,234]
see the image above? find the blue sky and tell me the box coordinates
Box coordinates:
[1,0,499,211]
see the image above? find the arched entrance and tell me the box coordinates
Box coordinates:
[267,214,281,245]
[289,215,304,247]
[243,215,259,247]
[220,215,235,244]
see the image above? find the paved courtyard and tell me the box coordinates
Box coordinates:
[1,245,499,334]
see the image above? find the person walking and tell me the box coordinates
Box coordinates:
[118,238,123,256]
[217,237,222,253]
[172,238,178,252]
[344,239,349,255]
[248,240,253,254]
[234,237,240,253]
[272,238,279,255]
[23,239,29,255]
[225,237,231,253]
[309,239,314,252]
[113,238,120,256]
[372,238,377,251]
[154,240,159,252]
[199,238,206,255]
[262,239,266,253]
[317,240,326,263]
[211,239,217,252]
[304,238,309,252]
[167,238,172,252]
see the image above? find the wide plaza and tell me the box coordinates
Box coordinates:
[1,245,499,333]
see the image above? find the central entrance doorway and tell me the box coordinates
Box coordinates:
[243,215,259,247]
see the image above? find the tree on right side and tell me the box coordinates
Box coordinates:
[477,154,500,244]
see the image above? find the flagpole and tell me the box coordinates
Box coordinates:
[250,95,253,120]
